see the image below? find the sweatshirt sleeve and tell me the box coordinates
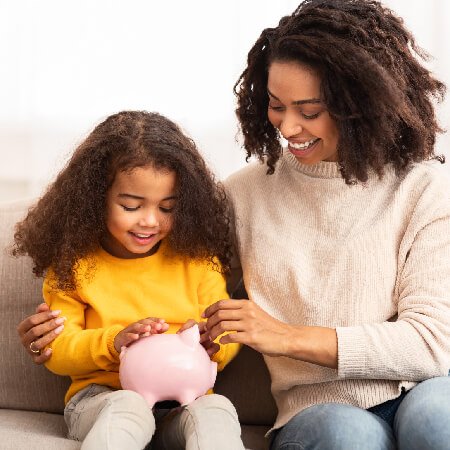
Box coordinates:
[43,275,123,376]
[336,178,450,381]
[197,264,241,372]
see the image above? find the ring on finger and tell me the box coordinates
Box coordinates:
[29,341,41,354]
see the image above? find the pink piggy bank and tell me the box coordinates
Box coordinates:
[119,324,217,407]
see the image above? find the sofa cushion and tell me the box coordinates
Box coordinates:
[0,409,270,450]
[215,345,277,426]
[0,199,69,413]
[0,409,80,450]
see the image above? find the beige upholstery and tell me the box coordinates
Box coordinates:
[0,199,277,450]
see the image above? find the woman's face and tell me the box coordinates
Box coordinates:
[267,60,339,164]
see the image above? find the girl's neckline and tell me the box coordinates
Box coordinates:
[98,239,167,263]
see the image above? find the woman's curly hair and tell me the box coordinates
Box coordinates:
[13,111,232,290]
[234,0,446,183]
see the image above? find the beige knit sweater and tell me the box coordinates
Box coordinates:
[224,151,450,430]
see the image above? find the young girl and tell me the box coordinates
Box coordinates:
[13,110,244,450]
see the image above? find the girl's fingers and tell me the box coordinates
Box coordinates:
[116,319,168,352]
[141,317,165,325]
[127,323,159,337]
[127,332,140,342]
[157,322,169,333]
[116,332,140,352]
[177,319,197,334]
[139,318,167,333]
[126,323,149,333]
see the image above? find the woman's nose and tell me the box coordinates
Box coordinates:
[278,111,303,139]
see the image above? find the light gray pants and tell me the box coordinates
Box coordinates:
[64,384,244,450]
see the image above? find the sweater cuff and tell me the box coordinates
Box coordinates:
[105,324,124,362]
[211,342,241,372]
[336,326,368,378]
[211,344,226,371]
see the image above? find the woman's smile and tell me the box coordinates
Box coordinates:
[288,138,321,158]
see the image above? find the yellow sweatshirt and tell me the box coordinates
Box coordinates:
[43,241,239,404]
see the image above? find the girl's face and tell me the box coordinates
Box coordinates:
[102,165,177,259]
[267,60,339,164]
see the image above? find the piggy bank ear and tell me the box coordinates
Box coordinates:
[179,324,200,348]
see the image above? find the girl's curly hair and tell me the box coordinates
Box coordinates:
[234,0,446,183]
[13,111,232,290]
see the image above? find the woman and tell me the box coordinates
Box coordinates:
[18,1,450,449]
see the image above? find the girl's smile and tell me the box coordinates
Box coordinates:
[128,231,157,246]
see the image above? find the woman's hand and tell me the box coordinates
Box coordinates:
[202,299,293,357]
[114,317,169,353]
[178,319,220,358]
[203,299,338,368]
[17,303,65,364]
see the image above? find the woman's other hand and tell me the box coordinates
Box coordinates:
[17,303,65,364]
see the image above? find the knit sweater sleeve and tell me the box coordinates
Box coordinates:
[43,273,122,376]
[337,176,450,380]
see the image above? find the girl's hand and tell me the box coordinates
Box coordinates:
[178,319,220,358]
[202,299,293,357]
[17,303,66,364]
[114,317,168,353]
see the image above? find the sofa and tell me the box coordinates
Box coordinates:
[0,199,277,450]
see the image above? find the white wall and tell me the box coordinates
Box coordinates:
[0,0,448,201]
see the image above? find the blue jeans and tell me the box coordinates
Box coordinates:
[270,376,450,450]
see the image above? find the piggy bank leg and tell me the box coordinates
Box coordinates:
[140,392,158,408]
[177,390,199,406]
